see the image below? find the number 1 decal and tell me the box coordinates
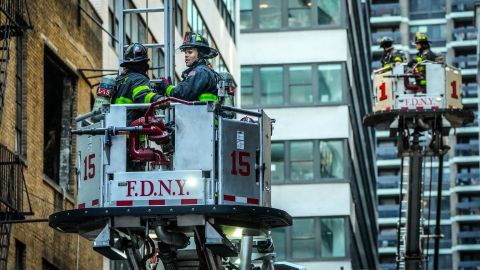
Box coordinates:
[379,81,387,101]
[451,80,458,99]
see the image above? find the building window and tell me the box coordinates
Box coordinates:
[215,0,236,42]
[15,240,26,270]
[42,259,59,270]
[410,25,446,48]
[15,35,25,158]
[108,0,118,50]
[288,0,312,28]
[409,0,445,19]
[272,216,347,260]
[241,63,345,108]
[43,49,75,188]
[240,0,345,31]
[271,139,346,184]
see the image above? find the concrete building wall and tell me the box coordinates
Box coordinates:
[1,0,103,269]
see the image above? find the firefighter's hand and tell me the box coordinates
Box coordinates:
[407,59,416,68]
[153,77,172,95]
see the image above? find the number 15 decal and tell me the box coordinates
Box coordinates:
[83,153,96,180]
[231,151,251,176]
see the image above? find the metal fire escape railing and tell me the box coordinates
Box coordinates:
[0,0,32,128]
[0,144,33,270]
[0,1,32,269]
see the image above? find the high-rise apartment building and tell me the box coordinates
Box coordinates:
[371,1,479,269]
[239,1,378,269]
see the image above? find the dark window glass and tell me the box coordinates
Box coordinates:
[318,64,342,103]
[260,66,283,105]
[319,141,344,178]
[240,0,253,30]
[290,141,314,181]
[292,218,316,259]
[241,67,254,106]
[271,228,286,260]
[15,240,26,270]
[271,142,285,183]
[320,218,346,257]
[259,0,282,29]
[317,0,342,26]
[289,65,313,105]
[288,0,312,28]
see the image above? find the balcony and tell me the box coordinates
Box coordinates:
[424,210,451,220]
[452,27,477,42]
[459,260,480,270]
[456,201,480,216]
[377,175,400,189]
[377,146,398,160]
[464,111,479,128]
[463,83,477,98]
[458,231,480,245]
[452,55,477,70]
[371,3,401,17]
[455,142,480,157]
[452,0,475,12]
[379,204,400,218]
[456,172,480,186]
[378,233,397,248]
[371,31,402,47]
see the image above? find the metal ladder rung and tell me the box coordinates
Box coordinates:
[123,7,164,14]
[124,43,164,49]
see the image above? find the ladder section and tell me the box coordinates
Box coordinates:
[396,157,409,270]
[116,0,175,82]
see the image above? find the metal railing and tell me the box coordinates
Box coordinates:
[452,26,477,41]
[371,3,401,17]
[0,144,25,213]
[452,0,475,12]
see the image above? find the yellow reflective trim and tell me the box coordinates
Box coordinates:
[199,93,218,101]
[416,57,423,63]
[165,85,174,96]
[196,36,202,41]
[144,92,156,103]
[384,63,392,68]
[114,96,133,104]
[132,85,149,100]
[393,57,402,62]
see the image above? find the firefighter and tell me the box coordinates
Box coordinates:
[379,36,404,68]
[408,33,442,89]
[112,43,164,123]
[156,32,221,102]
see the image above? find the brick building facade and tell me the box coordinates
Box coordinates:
[0,0,103,269]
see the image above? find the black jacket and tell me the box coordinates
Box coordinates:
[381,48,404,67]
[112,70,161,123]
[167,60,220,101]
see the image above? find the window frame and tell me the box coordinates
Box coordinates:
[271,139,349,185]
[240,0,347,33]
[241,62,347,108]
[271,216,350,261]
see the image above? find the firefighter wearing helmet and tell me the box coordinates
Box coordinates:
[112,43,163,123]
[156,32,221,101]
[379,36,404,68]
[409,33,441,88]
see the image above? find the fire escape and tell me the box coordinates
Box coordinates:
[0,1,33,270]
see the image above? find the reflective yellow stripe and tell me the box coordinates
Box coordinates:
[132,85,149,100]
[114,96,133,104]
[199,93,218,101]
[144,92,156,103]
[384,63,392,68]
[416,57,423,63]
[420,79,427,86]
[165,85,174,96]
[393,57,402,62]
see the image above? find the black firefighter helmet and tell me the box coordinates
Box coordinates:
[120,43,149,67]
[179,32,218,59]
[379,36,394,48]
